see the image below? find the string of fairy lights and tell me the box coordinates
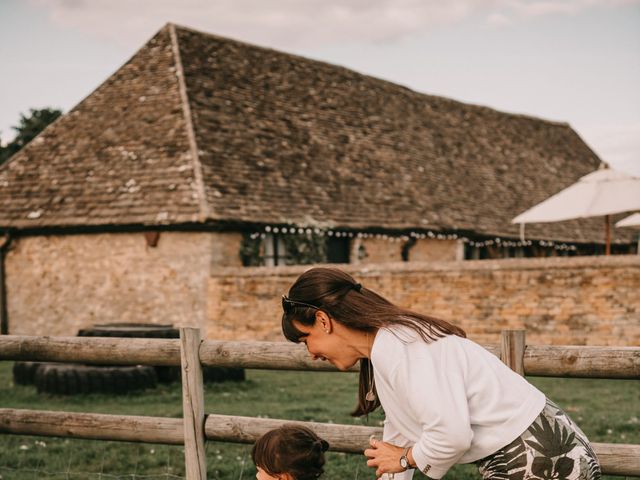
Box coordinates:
[249,226,579,251]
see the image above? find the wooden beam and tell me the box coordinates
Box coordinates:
[203,414,382,454]
[202,415,640,476]
[0,336,637,378]
[0,409,637,476]
[501,330,526,375]
[523,345,640,379]
[180,328,207,480]
[0,408,183,444]
[592,442,640,477]
[198,340,359,371]
[0,335,180,365]
[605,214,611,256]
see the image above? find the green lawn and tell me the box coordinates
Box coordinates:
[0,361,637,479]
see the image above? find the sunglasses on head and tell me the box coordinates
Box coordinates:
[281,295,320,313]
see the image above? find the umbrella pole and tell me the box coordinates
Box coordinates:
[605,214,611,255]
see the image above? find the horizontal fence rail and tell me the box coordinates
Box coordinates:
[1,335,638,378]
[0,408,184,444]
[0,336,180,366]
[1,409,638,477]
[205,416,640,477]
[204,414,381,454]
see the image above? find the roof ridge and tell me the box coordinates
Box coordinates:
[168,23,570,129]
[168,23,209,221]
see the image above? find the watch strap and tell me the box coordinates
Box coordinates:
[400,446,411,470]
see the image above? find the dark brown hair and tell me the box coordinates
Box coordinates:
[281,267,466,416]
[251,425,329,480]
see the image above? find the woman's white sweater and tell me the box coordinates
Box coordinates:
[371,327,545,479]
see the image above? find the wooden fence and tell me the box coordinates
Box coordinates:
[0,329,638,479]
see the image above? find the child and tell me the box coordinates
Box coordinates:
[251,425,330,480]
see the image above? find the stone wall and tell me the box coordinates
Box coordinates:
[351,238,462,264]
[6,231,241,336]
[351,237,404,263]
[207,256,640,346]
[409,239,463,262]
[7,232,638,347]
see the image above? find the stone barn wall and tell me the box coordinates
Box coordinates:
[7,234,638,347]
[207,256,639,346]
[6,231,241,336]
[350,238,462,264]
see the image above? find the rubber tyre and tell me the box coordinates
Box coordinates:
[155,366,181,383]
[202,366,246,383]
[76,323,181,381]
[12,361,43,385]
[77,323,179,339]
[75,323,246,384]
[34,363,157,395]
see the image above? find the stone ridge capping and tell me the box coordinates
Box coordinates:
[168,23,209,222]
[209,255,640,278]
[164,24,579,129]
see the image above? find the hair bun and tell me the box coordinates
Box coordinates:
[312,438,330,453]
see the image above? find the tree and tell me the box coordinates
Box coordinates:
[0,107,62,165]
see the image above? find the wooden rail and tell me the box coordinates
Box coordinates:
[180,328,206,480]
[205,415,640,478]
[0,408,184,444]
[1,335,638,378]
[0,409,638,477]
[0,330,638,477]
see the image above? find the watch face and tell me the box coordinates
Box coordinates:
[400,457,409,469]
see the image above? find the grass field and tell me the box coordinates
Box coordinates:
[0,361,637,479]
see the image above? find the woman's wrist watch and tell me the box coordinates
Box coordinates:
[399,447,411,470]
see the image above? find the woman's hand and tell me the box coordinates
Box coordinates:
[364,437,406,478]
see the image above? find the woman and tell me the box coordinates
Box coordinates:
[281,267,601,479]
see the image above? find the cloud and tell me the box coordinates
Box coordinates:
[506,0,640,18]
[30,0,640,50]
[29,0,475,49]
[484,0,640,29]
[486,12,512,27]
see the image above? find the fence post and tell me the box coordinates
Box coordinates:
[180,327,207,480]
[500,329,526,376]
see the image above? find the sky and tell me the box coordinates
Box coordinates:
[1,0,639,175]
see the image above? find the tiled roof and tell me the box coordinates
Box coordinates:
[0,24,633,243]
[0,26,204,229]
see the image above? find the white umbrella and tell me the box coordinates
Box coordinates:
[615,213,640,228]
[512,168,640,255]
[616,213,640,254]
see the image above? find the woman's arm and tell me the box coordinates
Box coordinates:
[372,333,474,478]
[400,339,473,478]
[382,419,414,479]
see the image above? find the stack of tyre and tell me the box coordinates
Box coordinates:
[77,323,181,384]
[24,363,156,395]
[13,323,245,395]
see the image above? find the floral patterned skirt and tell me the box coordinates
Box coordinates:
[476,399,601,480]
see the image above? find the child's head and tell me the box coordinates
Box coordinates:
[251,425,329,480]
